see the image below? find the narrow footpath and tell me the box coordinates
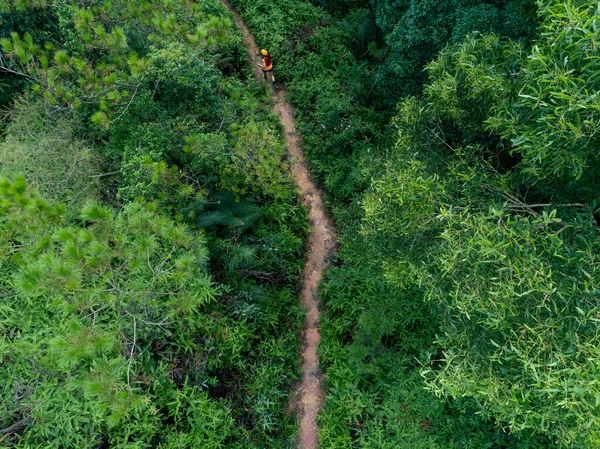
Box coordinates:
[222,2,337,448]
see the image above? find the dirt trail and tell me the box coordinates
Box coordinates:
[222,2,337,448]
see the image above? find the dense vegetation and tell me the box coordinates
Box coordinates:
[0,1,306,447]
[230,0,599,447]
[3,0,600,447]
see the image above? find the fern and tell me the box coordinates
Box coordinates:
[184,191,262,232]
[195,210,244,228]
[227,244,257,271]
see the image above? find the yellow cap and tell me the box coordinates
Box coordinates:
[261,49,268,56]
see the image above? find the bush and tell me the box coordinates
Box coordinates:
[0,97,100,213]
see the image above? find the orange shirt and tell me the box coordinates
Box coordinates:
[262,55,273,71]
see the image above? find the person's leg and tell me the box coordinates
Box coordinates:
[270,69,278,88]
[263,70,267,80]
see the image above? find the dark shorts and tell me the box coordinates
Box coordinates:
[262,67,274,72]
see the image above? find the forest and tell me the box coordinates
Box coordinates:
[1,0,599,448]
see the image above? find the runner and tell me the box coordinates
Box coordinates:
[258,49,278,89]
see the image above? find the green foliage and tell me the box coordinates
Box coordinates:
[157,385,235,449]
[318,261,546,449]
[373,0,538,101]
[223,120,293,198]
[0,178,218,445]
[233,0,600,447]
[425,33,524,134]
[0,176,304,447]
[423,207,600,446]
[309,0,371,16]
[148,43,223,120]
[0,72,27,108]
[229,0,322,80]
[0,0,235,127]
[0,0,308,446]
[488,0,600,192]
[12,0,600,446]
[0,97,101,213]
[358,2,600,446]
[232,0,384,203]
[117,121,185,204]
[184,191,262,232]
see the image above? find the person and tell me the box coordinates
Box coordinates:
[258,49,278,89]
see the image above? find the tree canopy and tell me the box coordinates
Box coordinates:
[3,0,600,447]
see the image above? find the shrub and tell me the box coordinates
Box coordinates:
[0,97,100,213]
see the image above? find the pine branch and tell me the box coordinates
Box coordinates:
[126,316,137,393]
[113,83,141,123]
[0,417,32,436]
[237,269,282,282]
[0,54,39,82]
[88,171,120,178]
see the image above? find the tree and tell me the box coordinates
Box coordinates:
[372,0,537,102]
[423,206,600,447]
[361,3,600,445]
[488,0,600,199]
[0,176,228,446]
[0,0,233,128]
